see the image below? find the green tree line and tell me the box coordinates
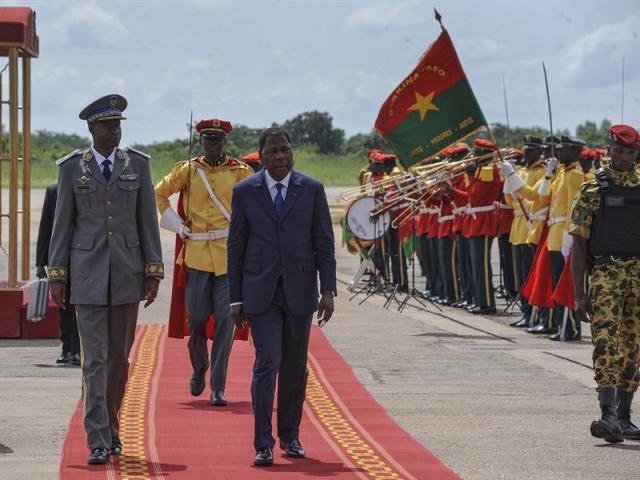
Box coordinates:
[1,112,614,165]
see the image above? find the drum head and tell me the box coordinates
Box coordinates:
[346,196,391,241]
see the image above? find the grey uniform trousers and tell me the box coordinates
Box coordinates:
[185,268,234,392]
[75,303,138,450]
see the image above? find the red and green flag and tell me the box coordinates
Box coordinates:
[375,27,487,169]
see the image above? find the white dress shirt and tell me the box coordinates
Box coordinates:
[264,169,291,201]
[91,146,116,172]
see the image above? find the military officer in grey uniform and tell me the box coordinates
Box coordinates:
[48,94,164,465]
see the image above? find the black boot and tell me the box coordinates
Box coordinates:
[617,389,640,440]
[590,388,624,443]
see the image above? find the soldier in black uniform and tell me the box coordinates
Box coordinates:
[571,124,640,443]
[36,184,80,365]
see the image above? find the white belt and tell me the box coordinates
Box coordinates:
[547,216,567,226]
[438,214,455,223]
[419,207,440,214]
[452,206,466,215]
[529,207,549,222]
[468,205,496,214]
[499,203,513,210]
[189,229,229,240]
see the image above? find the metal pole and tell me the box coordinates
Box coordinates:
[21,56,31,281]
[0,68,4,247]
[8,48,19,288]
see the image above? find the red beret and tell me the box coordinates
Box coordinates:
[580,146,592,158]
[241,151,260,163]
[594,147,607,157]
[196,118,232,135]
[368,149,397,163]
[473,138,497,150]
[609,124,640,149]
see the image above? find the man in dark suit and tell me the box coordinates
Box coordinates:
[35,184,80,365]
[228,127,336,467]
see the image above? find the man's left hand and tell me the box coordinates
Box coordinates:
[317,292,334,326]
[144,277,160,308]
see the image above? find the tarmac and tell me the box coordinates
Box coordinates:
[1,188,640,480]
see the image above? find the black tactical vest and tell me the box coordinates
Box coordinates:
[589,169,640,256]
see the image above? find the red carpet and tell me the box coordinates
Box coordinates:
[60,324,460,479]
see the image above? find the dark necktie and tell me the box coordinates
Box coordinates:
[274,183,285,217]
[102,159,112,182]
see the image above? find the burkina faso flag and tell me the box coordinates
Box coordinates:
[375,29,487,169]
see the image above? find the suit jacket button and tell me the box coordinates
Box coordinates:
[106,186,112,191]
[108,231,113,236]
[107,200,112,206]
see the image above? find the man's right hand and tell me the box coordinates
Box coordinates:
[50,282,66,309]
[179,223,192,240]
[230,304,245,330]
[575,295,591,323]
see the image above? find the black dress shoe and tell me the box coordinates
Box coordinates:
[470,306,497,315]
[466,304,478,312]
[190,372,205,397]
[56,352,71,364]
[211,390,227,406]
[88,447,109,465]
[438,297,454,306]
[280,439,305,458]
[510,316,529,327]
[70,353,81,366]
[254,447,273,466]
[111,437,122,455]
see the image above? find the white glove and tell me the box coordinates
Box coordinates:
[503,172,526,194]
[545,158,558,177]
[499,161,515,178]
[561,230,573,258]
[160,207,191,239]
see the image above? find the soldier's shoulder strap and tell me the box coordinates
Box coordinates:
[56,149,82,166]
[594,168,609,191]
[126,147,151,160]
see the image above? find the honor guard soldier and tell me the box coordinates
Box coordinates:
[503,135,561,333]
[570,124,640,443]
[461,138,502,314]
[48,94,164,465]
[542,134,587,341]
[155,118,253,406]
[504,135,545,327]
[446,144,474,309]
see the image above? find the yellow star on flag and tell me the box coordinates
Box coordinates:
[408,90,439,121]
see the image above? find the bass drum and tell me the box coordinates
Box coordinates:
[345,196,391,241]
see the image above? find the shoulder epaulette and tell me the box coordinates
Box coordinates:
[56,149,81,166]
[594,168,609,191]
[126,147,151,160]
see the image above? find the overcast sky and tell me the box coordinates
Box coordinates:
[1,0,638,145]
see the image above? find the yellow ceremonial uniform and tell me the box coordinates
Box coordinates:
[513,163,553,245]
[506,165,532,246]
[155,156,253,274]
[545,162,587,252]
